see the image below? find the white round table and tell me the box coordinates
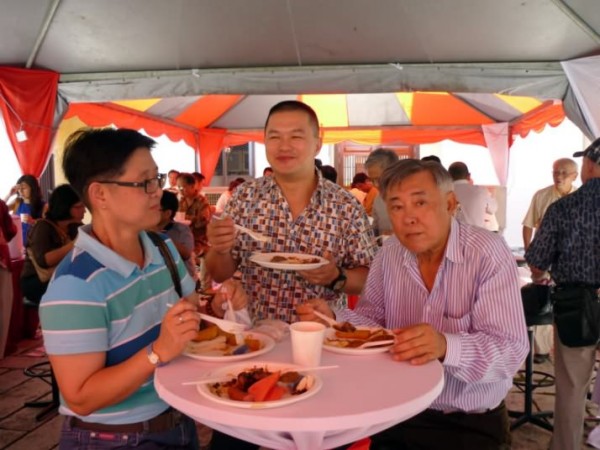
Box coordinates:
[155,336,444,450]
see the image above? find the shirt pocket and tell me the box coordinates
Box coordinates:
[441,313,471,334]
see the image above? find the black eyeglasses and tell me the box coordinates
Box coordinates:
[97,173,166,194]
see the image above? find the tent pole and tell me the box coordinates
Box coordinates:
[26,0,62,69]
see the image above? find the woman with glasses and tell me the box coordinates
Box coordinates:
[39,128,201,449]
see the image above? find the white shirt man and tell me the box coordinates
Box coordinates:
[448,162,497,229]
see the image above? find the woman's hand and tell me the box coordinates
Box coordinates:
[153,299,200,363]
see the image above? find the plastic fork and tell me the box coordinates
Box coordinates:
[358,339,395,349]
[234,224,270,242]
[198,312,247,334]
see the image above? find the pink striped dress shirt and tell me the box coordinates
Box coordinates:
[338,219,529,413]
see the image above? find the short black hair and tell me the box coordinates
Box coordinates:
[421,155,442,164]
[62,128,156,208]
[264,100,320,137]
[352,172,369,186]
[448,162,470,181]
[177,173,195,186]
[45,184,81,222]
[320,165,338,183]
[160,190,179,219]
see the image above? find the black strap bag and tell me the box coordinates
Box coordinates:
[147,231,182,298]
[521,283,552,317]
[551,284,600,348]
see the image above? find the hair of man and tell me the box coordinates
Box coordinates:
[62,128,156,210]
[160,190,179,220]
[447,161,470,181]
[364,147,400,170]
[264,100,320,138]
[380,159,454,201]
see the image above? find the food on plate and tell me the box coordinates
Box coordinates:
[209,366,315,403]
[270,255,322,264]
[192,325,219,342]
[332,321,356,333]
[325,327,394,349]
[187,326,264,356]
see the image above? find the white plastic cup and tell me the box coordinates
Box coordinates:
[19,213,29,224]
[290,321,326,367]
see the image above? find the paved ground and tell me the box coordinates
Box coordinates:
[1,337,599,449]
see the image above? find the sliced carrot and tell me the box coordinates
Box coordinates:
[228,385,254,402]
[264,384,287,401]
[247,371,280,402]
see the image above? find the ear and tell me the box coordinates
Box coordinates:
[315,137,323,156]
[446,191,458,215]
[87,181,109,211]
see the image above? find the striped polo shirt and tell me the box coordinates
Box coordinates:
[39,225,195,424]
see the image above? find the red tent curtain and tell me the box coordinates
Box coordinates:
[0,67,59,177]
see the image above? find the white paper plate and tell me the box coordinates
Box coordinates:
[184,332,275,362]
[196,361,322,409]
[249,252,328,271]
[323,327,394,355]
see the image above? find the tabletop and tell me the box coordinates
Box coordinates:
[155,333,444,450]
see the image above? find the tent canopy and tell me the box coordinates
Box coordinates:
[1,0,600,180]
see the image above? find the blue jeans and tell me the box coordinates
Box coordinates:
[59,415,199,450]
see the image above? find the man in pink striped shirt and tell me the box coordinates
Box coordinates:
[299,159,528,450]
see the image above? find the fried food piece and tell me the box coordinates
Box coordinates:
[193,325,219,342]
[332,321,356,332]
[244,337,262,352]
[335,329,371,340]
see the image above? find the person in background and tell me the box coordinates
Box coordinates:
[206,99,377,450]
[525,139,600,450]
[320,164,338,183]
[0,199,17,358]
[364,148,399,235]
[262,167,273,177]
[177,173,212,291]
[350,172,377,215]
[40,128,201,449]
[349,173,368,204]
[215,178,246,215]
[166,169,180,194]
[298,159,528,450]
[448,161,498,229]
[192,172,206,194]
[156,190,196,280]
[3,174,46,245]
[522,158,578,251]
[21,184,84,310]
[421,154,442,164]
[522,157,578,364]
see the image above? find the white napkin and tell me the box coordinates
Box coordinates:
[252,319,290,342]
[223,306,253,328]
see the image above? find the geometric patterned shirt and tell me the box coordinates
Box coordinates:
[526,177,600,285]
[225,172,378,323]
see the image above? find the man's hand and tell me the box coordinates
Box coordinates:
[296,299,334,325]
[212,278,248,312]
[390,323,447,365]
[298,251,338,287]
[207,215,235,255]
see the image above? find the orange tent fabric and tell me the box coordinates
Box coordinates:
[64,92,565,182]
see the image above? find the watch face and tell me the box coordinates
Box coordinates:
[149,352,160,365]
